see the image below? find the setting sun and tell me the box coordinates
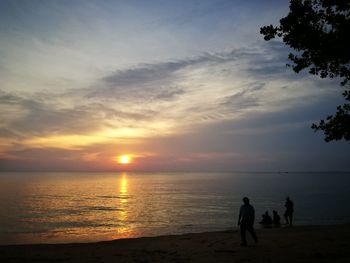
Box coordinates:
[117,155,132,164]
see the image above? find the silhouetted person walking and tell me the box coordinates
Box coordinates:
[238,197,258,246]
[272,210,280,226]
[284,197,294,226]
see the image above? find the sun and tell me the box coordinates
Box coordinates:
[117,155,132,164]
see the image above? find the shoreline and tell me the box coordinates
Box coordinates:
[2,221,349,246]
[1,224,350,262]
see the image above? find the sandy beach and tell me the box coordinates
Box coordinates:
[1,224,350,262]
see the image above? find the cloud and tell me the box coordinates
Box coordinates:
[85,50,247,101]
[153,86,185,100]
[102,61,189,86]
[0,89,157,139]
[75,45,286,128]
[0,41,344,170]
[0,42,330,142]
[220,83,266,109]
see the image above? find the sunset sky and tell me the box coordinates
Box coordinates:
[0,0,348,172]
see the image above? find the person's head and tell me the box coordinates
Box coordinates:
[243,197,250,205]
[286,196,290,201]
[273,210,277,214]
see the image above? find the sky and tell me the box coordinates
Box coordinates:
[0,0,348,172]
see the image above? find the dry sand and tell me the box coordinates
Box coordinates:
[1,224,350,262]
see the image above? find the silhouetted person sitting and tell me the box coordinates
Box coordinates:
[272,210,281,226]
[284,196,294,226]
[238,197,258,246]
[259,211,273,225]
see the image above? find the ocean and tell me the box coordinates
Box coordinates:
[0,171,350,245]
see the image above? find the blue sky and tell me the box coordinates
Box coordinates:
[0,0,348,171]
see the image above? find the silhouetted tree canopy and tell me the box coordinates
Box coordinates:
[260,0,350,142]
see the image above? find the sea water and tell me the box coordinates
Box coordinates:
[0,171,349,245]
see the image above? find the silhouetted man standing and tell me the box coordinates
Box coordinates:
[238,197,258,246]
[284,197,294,226]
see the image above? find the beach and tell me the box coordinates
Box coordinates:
[1,224,349,263]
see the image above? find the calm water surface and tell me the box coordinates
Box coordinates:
[0,171,350,244]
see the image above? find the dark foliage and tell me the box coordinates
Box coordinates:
[260,0,350,141]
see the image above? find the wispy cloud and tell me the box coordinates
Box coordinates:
[0,41,345,170]
[0,42,332,139]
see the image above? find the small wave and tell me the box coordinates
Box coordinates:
[46,209,85,215]
[97,195,130,199]
[81,206,123,212]
[29,194,70,200]
[97,195,118,199]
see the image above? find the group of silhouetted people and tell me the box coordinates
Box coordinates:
[259,210,280,226]
[238,196,294,246]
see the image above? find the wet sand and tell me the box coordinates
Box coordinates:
[1,224,350,262]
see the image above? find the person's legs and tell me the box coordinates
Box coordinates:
[240,224,247,246]
[289,213,293,226]
[247,225,258,243]
[284,212,289,225]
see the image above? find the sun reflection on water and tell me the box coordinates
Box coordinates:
[120,172,128,200]
[112,172,134,239]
